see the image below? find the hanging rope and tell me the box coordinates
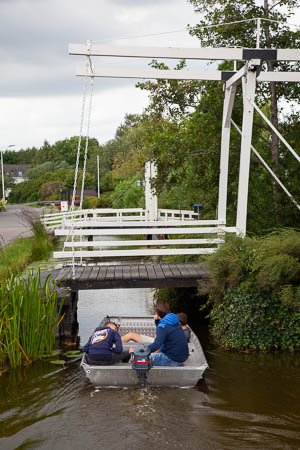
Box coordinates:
[79,75,95,209]
[66,41,95,276]
[70,64,89,213]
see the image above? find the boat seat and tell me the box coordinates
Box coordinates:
[119,326,156,338]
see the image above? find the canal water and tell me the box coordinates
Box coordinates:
[0,287,300,450]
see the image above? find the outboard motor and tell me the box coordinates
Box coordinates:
[131,344,153,388]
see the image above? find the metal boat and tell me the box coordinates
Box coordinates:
[81,315,208,388]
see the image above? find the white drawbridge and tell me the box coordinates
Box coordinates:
[43,42,300,264]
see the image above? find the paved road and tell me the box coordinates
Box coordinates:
[0,205,43,247]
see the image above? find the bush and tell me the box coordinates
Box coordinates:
[82,197,91,209]
[209,286,300,351]
[201,230,300,308]
[87,196,99,209]
[0,199,7,211]
[199,229,300,351]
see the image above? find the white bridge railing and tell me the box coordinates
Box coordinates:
[43,207,236,259]
[41,208,202,229]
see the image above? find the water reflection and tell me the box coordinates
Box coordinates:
[0,289,300,450]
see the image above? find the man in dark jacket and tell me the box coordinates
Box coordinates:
[82,321,130,365]
[149,304,189,366]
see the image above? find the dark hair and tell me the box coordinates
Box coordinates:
[104,321,119,331]
[155,303,170,319]
[177,312,188,326]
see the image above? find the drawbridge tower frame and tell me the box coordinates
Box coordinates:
[68,43,300,237]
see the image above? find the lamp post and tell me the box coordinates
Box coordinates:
[1,144,15,200]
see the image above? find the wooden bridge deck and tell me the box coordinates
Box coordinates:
[51,263,209,290]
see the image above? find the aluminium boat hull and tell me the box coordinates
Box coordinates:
[81,315,208,388]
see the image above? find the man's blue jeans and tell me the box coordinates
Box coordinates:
[151,352,184,366]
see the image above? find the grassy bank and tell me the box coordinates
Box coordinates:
[0,272,64,371]
[0,215,56,280]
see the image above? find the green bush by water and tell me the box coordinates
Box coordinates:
[208,286,300,351]
[201,230,300,351]
[0,271,64,370]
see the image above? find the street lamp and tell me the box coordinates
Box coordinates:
[1,144,15,200]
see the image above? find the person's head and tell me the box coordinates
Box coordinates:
[155,303,170,320]
[177,312,188,326]
[104,321,119,332]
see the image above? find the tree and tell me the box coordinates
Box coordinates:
[188,0,300,168]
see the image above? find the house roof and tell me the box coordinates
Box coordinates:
[4,164,31,177]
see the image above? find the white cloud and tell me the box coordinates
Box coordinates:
[0,84,149,149]
[0,0,200,150]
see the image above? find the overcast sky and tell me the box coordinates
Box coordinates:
[1,1,300,152]
[0,0,203,151]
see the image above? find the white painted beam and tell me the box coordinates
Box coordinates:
[75,66,300,83]
[236,69,257,236]
[63,238,224,248]
[59,219,223,228]
[218,85,236,226]
[55,226,237,236]
[54,248,217,258]
[75,66,228,81]
[69,44,300,61]
[258,72,300,82]
[69,44,243,60]
[225,65,248,89]
[277,49,300,61]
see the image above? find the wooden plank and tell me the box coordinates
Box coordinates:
[183,264,199,277]
[130,265,139,280]
[80,266,93,281]
[122,265,131,280]
[138,265,148,280]
[106,266,116,280]
[168,264,182,278]
[90,265,100,279]
[74,266,85,279]
[146,264,157,280]
[160,264,174,279]
[54,266,71,281]
[115,265,123,279]
[98,266,108,280]
[153,264,165,280]
[176,264,190,278]
[188,263,203,276]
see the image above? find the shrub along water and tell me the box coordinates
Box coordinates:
[201,229,300,352]
[0,271,64,370]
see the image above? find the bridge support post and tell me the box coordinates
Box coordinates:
[236,63,258,236]
[218,85,236,227]
[145,161,158,221]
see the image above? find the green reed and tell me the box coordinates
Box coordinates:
[0,271,64,369]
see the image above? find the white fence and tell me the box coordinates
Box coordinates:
[45,207,235,259]
[41,208,202,229]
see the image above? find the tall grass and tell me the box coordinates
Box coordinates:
[0,271,64,369]
[0,237,34,279]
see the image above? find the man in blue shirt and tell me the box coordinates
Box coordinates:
[83,321,130,365]
[149,304,189,366]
